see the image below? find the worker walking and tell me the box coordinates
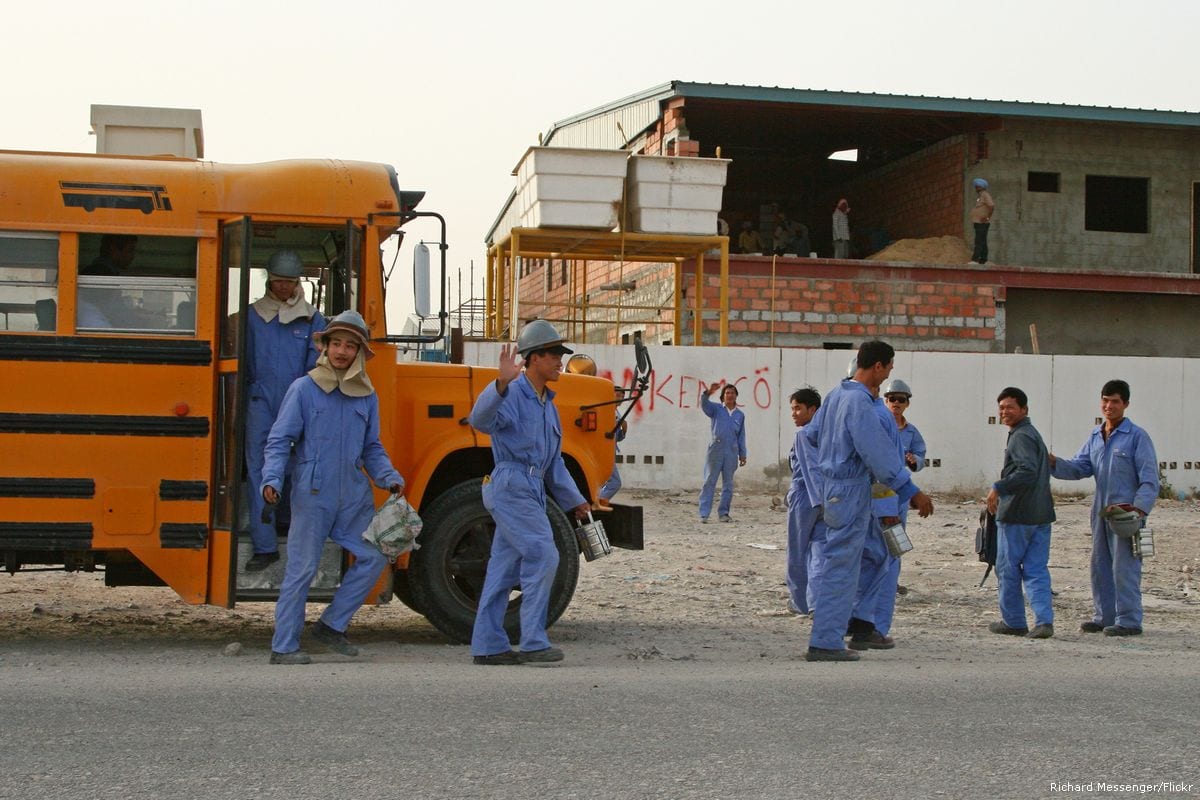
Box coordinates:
[262,310,403,665]
[469,321,591,665]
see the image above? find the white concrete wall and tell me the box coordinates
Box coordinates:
[464,343,1196,499]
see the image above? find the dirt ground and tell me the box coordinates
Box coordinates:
[865,235,972,264]
[1,489,1197,662]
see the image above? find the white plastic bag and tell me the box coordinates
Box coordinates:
[362,494,423,558]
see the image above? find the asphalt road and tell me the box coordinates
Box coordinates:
[2,630,1197,800]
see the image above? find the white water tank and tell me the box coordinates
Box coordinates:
[90,105,204,158]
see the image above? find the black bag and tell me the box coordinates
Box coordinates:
[975,509,998,586]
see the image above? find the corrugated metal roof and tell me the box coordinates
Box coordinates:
[544,80,1200,135]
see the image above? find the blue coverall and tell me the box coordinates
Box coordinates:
[859,417,927,636]
[1051,418,1158,629]
[469,374,587,657]
[804,380,918,651]
[245,309,326,554]
[599,422,626,501]
[787,425,826,613]
[851,396,906,634]
[699,392,747,520]
[262,375,402,655]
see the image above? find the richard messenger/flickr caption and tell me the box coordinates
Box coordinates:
[1050,781,1195,795]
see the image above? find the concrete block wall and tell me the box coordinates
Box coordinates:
[681,265,1002,351]
[970,119,1200,271]
[463,342,1199,503]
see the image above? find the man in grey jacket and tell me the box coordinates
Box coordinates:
[986,387,1056,639]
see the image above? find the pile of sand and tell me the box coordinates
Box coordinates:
[866,235,972,265]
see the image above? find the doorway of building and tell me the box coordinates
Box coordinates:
[1192,183,1199,273]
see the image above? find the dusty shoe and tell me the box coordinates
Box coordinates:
[988,621,1029,636]
[1026,623,1054,639]
[473,650,521,665]
[518,646,565,664]
[244,551,280,572]
[700,518,709,525]
[805,646,861,662]
[1080,621,1105,633]
[269,650,312,665]
[1103,625,1143,637]
[309,620,359,656]
[849,630,896,650]
[719,515,733,523]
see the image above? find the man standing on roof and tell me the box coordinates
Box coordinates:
[832,199,851,259]
[468,320,592,666]
[969,178,995,264]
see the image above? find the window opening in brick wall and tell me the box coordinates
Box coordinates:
[1027,171,1060,193]
[1085,175,1149,234]
[560,259,568,287]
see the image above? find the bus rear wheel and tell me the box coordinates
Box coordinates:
[405,478,579,644]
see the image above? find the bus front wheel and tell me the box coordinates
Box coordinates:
[405,478,580,645]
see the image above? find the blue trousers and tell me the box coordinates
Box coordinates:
[996,521,1054,628]
[1090,514,1143,629]
[471,473,559,656]
[809,479,872,650]
[246,406,291,555]
[786,504,825,613]
[853,524,898,633]
[699,447,738,519]
[599,463,621,501]
[271,494,387,654]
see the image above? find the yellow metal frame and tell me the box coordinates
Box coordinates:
[486,227,730,346]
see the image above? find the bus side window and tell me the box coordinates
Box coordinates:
[77,233,198,335]
[0,232,59,332]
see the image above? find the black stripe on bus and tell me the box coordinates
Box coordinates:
[0,478,96,498]
[160,523,208,549]
[0,522,93,549]
[0,414,210,437]
[159,480,209,501]
[0,336,212,365]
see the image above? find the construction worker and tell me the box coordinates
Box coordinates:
[262,310,403,665]
[244,250,326,572]
[469,320,591,665]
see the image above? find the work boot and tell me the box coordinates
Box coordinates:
[719,515,733,523]
[1026,623,1054,639]
[244,551,280,572]
[1080,621,1105,633]
[309,620,359,656]
[269,650,312,665]
[988,621,1029,636]
[1103,625,1143,637]
[473,650,521,666]
[805,647,860,662]
[518,646,565,664]
[849,630,896,650]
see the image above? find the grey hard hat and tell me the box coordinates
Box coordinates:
[1103,507,1141,538]
[314,309,374,359]
[516,319,573,358]
[266,250,305,280]
[882,378,913,397]
[845,356,858,379]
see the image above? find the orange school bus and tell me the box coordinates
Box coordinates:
[0,149,643,643]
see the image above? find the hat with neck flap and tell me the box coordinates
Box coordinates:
[309,310,375,397]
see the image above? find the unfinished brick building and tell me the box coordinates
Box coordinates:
[486,81,1200,356]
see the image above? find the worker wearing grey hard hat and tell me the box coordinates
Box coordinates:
[244,249,327,572]
[860,377,927,642]
[1049,379,1159,636]
[468,320,591,665]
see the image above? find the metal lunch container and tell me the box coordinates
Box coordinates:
[575,512,612,561]
[882,522,913,557]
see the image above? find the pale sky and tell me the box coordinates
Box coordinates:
[3,0,1196,327]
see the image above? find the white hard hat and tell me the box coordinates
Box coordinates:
[845,357,858,379]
